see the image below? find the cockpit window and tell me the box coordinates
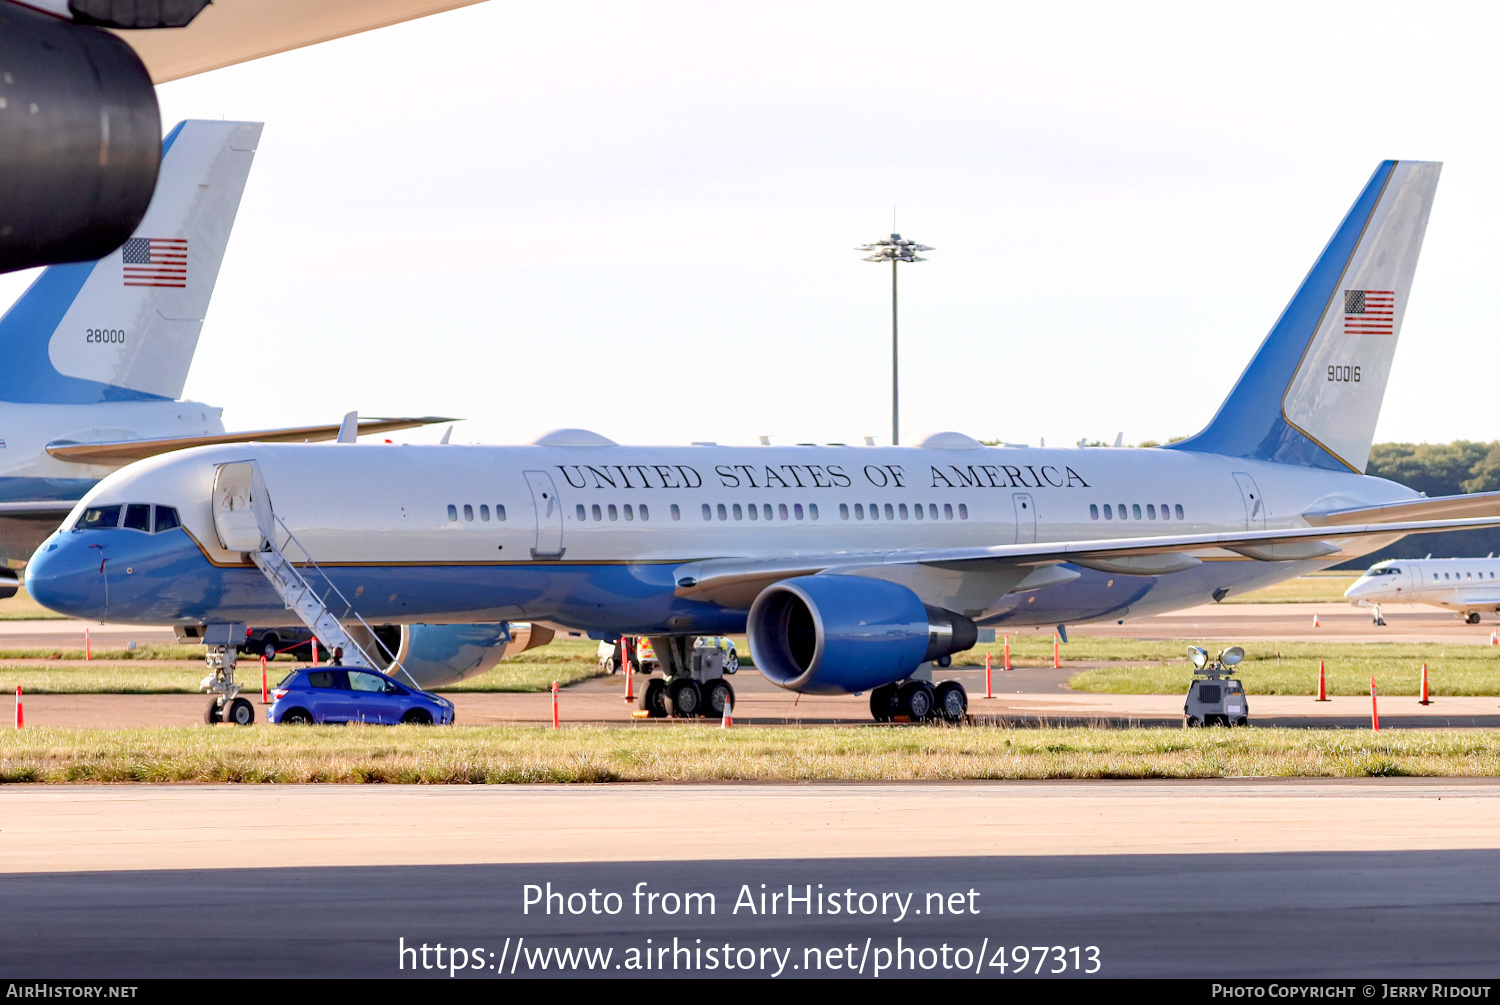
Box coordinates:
[123,504,151,532]
[154,506,180,532]
[75,506,121,530]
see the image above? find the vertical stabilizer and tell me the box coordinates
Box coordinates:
[1169,161,1440,472]
[0,120,261,404]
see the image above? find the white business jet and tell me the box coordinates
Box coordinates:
[1346,557,1500,625]
[27,159,1500,725]
[0,119,447,589]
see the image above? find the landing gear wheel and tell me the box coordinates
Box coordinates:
[639,678,668,718]
[870,683,899,722]
[933,680,968,722]
[204,698,223,724]
[401,708,433,725]
[224,697,254,726]
[703,679,734,718]
[1467,612,1482,625]
[666,678,702,718]
[898,681,936,721]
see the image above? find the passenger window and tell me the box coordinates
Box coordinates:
[1174,504,1184,520]
[610,504,620,521]
[794,503,804,520]
[1118,503,1128,519]
[640,504,649,521]
[763,504,773,521]
[1090,504,1099,520]
[592,504,602,521]
[717,503,727,520]
[944,503,953,520]
[914,503,924,520]
[809,503,818,520]
[958,504,969,520]
[1132,504,1142,520]
[702,504,712,521]
[1146,504,1156,520]
[840,504,849,520]
[496,505,506,522]
[733,503,743,521]
[748,504,759,521]
[307,670,349,690]
[671,504,680,521]
[884,503,894,520]
[1103,504,1113,520]
[898,503,908,520]
[929,504,938,520]
[855,503,864,520]
[447,505,457,522]
[778,503,789,520]
[1161,503,1171,520]
[153,506,180,532]
[624,504,634,521]
[77,505,122,530]
[576,504,587,521]
[480,504,490,521]
[349,672,387,693]
[463,504,473,522]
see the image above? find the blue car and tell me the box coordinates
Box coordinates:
[268,667,455,725]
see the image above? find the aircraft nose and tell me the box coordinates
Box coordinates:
[25,533,105,619]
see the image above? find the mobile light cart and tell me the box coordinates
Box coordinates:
[1183,645,1249,727]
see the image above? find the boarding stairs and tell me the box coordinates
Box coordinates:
[211,460,415,684]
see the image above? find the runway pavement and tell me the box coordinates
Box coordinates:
[3,782,1500,978]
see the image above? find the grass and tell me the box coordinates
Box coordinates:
[2,723,1499,782]
[1068,641,1500,696]
[0,587,67,621]
[1221,571,1360,604]
[0,638,612,694]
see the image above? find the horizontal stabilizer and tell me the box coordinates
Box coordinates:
[45,416,456,465]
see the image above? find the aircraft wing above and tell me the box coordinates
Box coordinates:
[672,515,1500,608]
[0,501,80,520]
[45,417,456,466]
[1303,491,1500,527]
[112,0,488,83]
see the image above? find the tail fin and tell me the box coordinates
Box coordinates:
[1168,160,1440,472]
[0,120,261,404]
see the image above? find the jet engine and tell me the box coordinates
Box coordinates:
[0,2,207,273]
[386,622,553,689]
[746,575,977,695]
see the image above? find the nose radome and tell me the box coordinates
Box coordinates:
[23,535,94,618]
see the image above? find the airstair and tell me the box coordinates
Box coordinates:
[207,461,415,695]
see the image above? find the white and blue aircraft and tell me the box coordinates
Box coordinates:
[0,119,446,588]
[1346,557,1500,624]
[25,159,1500,723]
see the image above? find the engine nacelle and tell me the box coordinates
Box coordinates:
[0,5,161,273]
[388,622,553,689]
[747,575,978,695]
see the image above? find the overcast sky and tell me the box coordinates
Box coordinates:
[4,0,1497,449]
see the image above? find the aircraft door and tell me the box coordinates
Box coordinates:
[1013,492,1036,544]
[212,460,274,552]
[523,470,566,560]
[1232,473,1266,530]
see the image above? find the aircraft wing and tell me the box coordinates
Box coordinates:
[0,501,79,520]
[45,417,456,466]
[672,515,1500,608]
[1303,491,1500,527]
[113,0,488,83]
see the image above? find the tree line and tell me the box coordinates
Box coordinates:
[1338,441,1500,568]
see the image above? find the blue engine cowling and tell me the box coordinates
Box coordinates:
[391,622,517,689]
[747,575,977,695]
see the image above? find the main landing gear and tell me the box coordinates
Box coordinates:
[637,636,736,720]
[869,676,968,723]
[1463,611,1483,625]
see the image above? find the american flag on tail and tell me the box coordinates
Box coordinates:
[1343,289,1394,334]
[121,238,187,288]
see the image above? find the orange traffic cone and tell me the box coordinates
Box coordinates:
[721,697,733,729]
[1313,613,1320,628]
[1419,663,1432,706]
[1052,634,1060,669]
[13,685,21,729]
[1316,660,1329,701]
[1370,677,1380,731]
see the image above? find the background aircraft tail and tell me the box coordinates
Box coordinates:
[1168,160,1441,473]
[0,120,261,405]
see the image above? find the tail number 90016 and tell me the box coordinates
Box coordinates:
[1327,364,1360,382]
[86,329,126,344]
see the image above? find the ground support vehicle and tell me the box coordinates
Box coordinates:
[1183,645,1249,727]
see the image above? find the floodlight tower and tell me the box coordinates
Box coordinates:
[858,233,932,445]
